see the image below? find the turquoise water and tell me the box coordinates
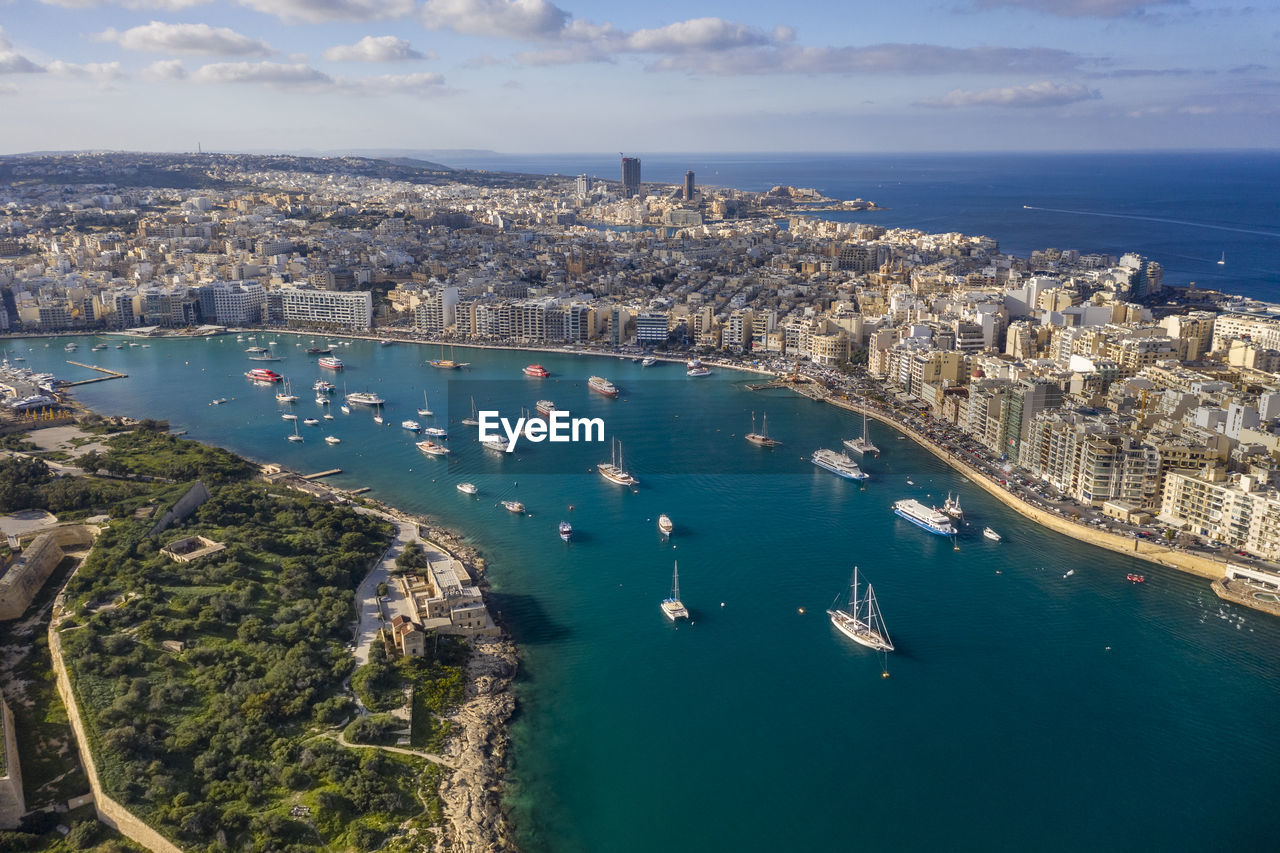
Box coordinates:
[14,334,1280,851]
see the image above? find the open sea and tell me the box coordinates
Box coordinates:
[10,334,1280,852]
[441,150,1280,303]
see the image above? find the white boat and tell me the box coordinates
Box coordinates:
[282,413,297,421]
[892,499,956,536]
[588,376,619,398]
[210,398,227,406]
[686,358,710,377]
[303,417,319,426]
[983,527,1002,542]
[416,439,450,456]
[276,380,298,403]
[812,449,869,480]
[325,435,341,444]
[598,437,638,486]
[658,514,673,536]
[843,405,880,456]
[402,419,421,431]
[501,499,525,514]
[323,413,334,420]
[287,421,303,443]
[417,391,433,417]
[745,411,780,447]
[423,426,447,437]
[316,396,328,406]
[559,520,573,542]
[373,414,384,425]
[313,379,335,393]
[457,482,478,495]
[340,405,351,415]
[461,396,480,426]
[827,566,893,652]
[642,356,657,367]
[942,492,964,520]
[1218,252,1226,266]
[480,435,511,454]
[536,400,556,417]
[345,390,385,406]
[661,561,689,621]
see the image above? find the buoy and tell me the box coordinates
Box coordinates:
[881,671,890,679]
[797,607,805,614]
[720,602,725,607]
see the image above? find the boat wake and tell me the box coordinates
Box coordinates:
[1022,205,1280,238]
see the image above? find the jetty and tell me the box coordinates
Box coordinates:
[302,468,342,480]
[61,361,127,385]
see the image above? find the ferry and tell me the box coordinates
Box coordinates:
[812,449,870,480]
[416,439,450,456]
[318,356,344,371]
[345,390,385,406]
[402,419,421,432]
[502,500,525,514]
[536,400,556,417]
[1127,573,1145,583]
[588,376,619,398]
[559,520,573,542]
[892,499,957,536]
[245,368,283,383]
[658,514,674,536]
[524,364,549,377]
[457,482,478,495]
[983,527,1002,542]
[423,426,447,437]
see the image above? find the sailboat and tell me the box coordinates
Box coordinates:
[287,420,303,443]
[428,344,468,369]
[661,561,689,621]
[1218,252,1226,266]
[598,437,638,486]
[461,396,480,426]
[745,411,780,447]
[826,567,892,652]
[418,391,433,418]
[843,403,880,456]
[248,341,283,362]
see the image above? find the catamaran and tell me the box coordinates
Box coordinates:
[745,411,780,447]
[843,404,880,456]
[661,561,689,621]
[598,437,638,486]
[827,566,893,652]
[461,397,480,426]
[417,391,433,417]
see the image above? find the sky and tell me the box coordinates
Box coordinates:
[0,0,1277,155]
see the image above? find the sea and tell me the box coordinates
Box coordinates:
[441,150,1280,303]
[10,333,1280,852]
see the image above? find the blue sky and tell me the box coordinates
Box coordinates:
[0,0,1275,154]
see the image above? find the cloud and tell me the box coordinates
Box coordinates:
[96,21,273,56]
[918,80,1100,107]
[323,35,426,62]
[644,43,1085,76]
[237,0,415,23]
[421,0,570,39]
[971,0,1184,17]
[141,59,187,80]
[0,27,44,74]
[623,18,792,53]
[47,60,125,79]
[0,83,17,95]
[191,61,333,88]
[345,71,451,96]
[41,0,212,8]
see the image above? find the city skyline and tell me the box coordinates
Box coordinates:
[0,0,1276,154]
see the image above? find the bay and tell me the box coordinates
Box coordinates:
[10,334,1280,851]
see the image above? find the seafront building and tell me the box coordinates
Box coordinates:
[2,150,1279,565]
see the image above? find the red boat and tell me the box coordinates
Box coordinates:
[318,356,344,370]
[1127,573,1145,583]
[524,364,549,377]
[245,368,282,383]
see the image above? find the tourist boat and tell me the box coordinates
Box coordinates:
[325,435,341,444]
[345,390,385,407]
[461,396,480,426]
[457,482,478,495]
[340,404,351,415]
[306,346,331,355]
[429,344,466,369]
[745,411,780,447]
[318,356,343,371]
[536,400,555,417]
[246,368,282,383]
[417,392,433,417]
[287,422,303,443]
[892,499,957,536]
[524,364,549,377]
[843,405,880,456]
[658,514,673,536]
[303,417,319,426]
[313,379,335,393]
[402,419,421,431]
[942,492,964,520]
[642,356,657,367]
[1127,573,1145,583]
[559,520,573,542]
[416,439,450,456]
[423,425,447,437]
[827,566,893,652]
[812,449,869,480]
[282,413,297,421]
[661,561,689,621]
[502,500,525,514]
[598,438,638,486]
[588,376,619,398]
[686,358,710,377]
[210,398,228,406]
[983,527,1002,542]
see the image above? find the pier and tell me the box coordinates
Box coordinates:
[349,487,371,495]
[61,361,128,386]
[302,468,342,480]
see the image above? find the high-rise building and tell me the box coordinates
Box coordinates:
[575,174,589,200]
[621,156,641,198]
[684,170,695,201]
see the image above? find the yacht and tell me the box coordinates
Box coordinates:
[892,499,957,536]
[429,344,466,369]
[983,527,1002,542]
[303,417,319,426]
[210,398,228,406]
[559,520,573,541]
[416,439,451,456]
[641,356,657,367]
[658,514,673,536]
[245,346,267,354]
[686,358,710,377]
[745,411,780,447]
[598,438,638,486]
[417,392,433,417]
[942,492,964,520]
[843,405,880,456]
[812,449,870,480]
[480,435,511,454]
[401,419,421,431]
[373,413,384,425]
[325,435,341,444]
[287,422,303,443]
[275,382,299,403]
[281,413,298,421]
[501,500,525,514]
[313,379,335,393]
[827,566,893,652]
[536,400,556,417]
[524,364,549,377]
[661,562,689,621]
[461,397,481,426]
[588,376,620,398]
[64,342,78,351]
[340,404,351,415]
[345,390,385,406]
[323,413,335,420]
[423,425,448,437]
[316,395,329,406]
[457,482,478,495]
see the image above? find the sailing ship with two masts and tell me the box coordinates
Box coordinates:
[827,566,893,652]
[745,411,781,447]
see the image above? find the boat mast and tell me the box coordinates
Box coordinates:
[672,561,680,600]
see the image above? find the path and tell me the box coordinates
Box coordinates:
[325,730,456,768]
